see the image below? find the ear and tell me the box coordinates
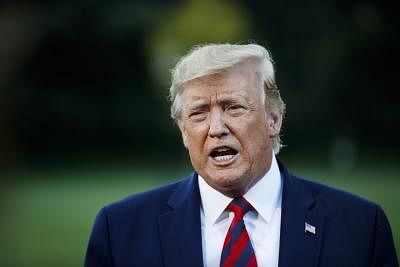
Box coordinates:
[267,110,283,138]
[177,120,189,148]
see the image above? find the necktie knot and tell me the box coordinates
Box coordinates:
[221,196,257,267]
[227,197,253,220]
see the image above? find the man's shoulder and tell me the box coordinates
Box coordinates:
[291,173,381,215]
[102,173,194,219]
[278,159,379,212]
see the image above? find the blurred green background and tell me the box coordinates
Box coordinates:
[0,0,398,266]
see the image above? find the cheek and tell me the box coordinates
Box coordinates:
[240,123,269,154]
[185,128,207,154]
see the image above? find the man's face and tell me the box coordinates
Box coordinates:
[177,64,282,196]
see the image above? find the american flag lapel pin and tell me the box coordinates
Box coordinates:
[305,222,316,235]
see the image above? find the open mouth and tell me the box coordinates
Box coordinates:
[209,146,238,162]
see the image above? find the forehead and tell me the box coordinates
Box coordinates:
[180,67,259,104]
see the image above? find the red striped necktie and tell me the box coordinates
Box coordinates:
[220,197,257,267]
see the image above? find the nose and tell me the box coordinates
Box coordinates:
[208,108,229,138]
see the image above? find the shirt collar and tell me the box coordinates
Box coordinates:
[198,153,282,226]
[198,175,232,228]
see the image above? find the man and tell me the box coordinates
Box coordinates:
[85,43,398,267]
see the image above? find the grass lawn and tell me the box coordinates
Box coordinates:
[1,164,399,266]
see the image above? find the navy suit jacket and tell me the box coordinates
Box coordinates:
[85,160,398,267]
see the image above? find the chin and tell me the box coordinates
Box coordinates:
[217,183,246,197]
[209,172,248,195]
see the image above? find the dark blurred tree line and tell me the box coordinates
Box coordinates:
[1,0,398,171]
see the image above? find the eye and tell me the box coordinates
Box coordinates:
[190,111,203,117]
[189,111,207,121]
[228,105,243,110]
[226,104,246,116]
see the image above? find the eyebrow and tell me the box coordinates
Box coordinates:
[188,95,249,107]
[218,97,245,106]
[186,103,209,113]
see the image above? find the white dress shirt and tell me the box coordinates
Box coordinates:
[198,154,282,267]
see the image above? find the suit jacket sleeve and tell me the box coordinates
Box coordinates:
[371,206,398,267]
[85,207,114,267]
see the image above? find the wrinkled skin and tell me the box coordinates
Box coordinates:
[177,64,282,197]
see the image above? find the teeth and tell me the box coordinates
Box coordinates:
[215,147,229,152]
[214,155,234,161]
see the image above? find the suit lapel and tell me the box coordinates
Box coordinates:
[158,173,204,267]
[278,160,325,267]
